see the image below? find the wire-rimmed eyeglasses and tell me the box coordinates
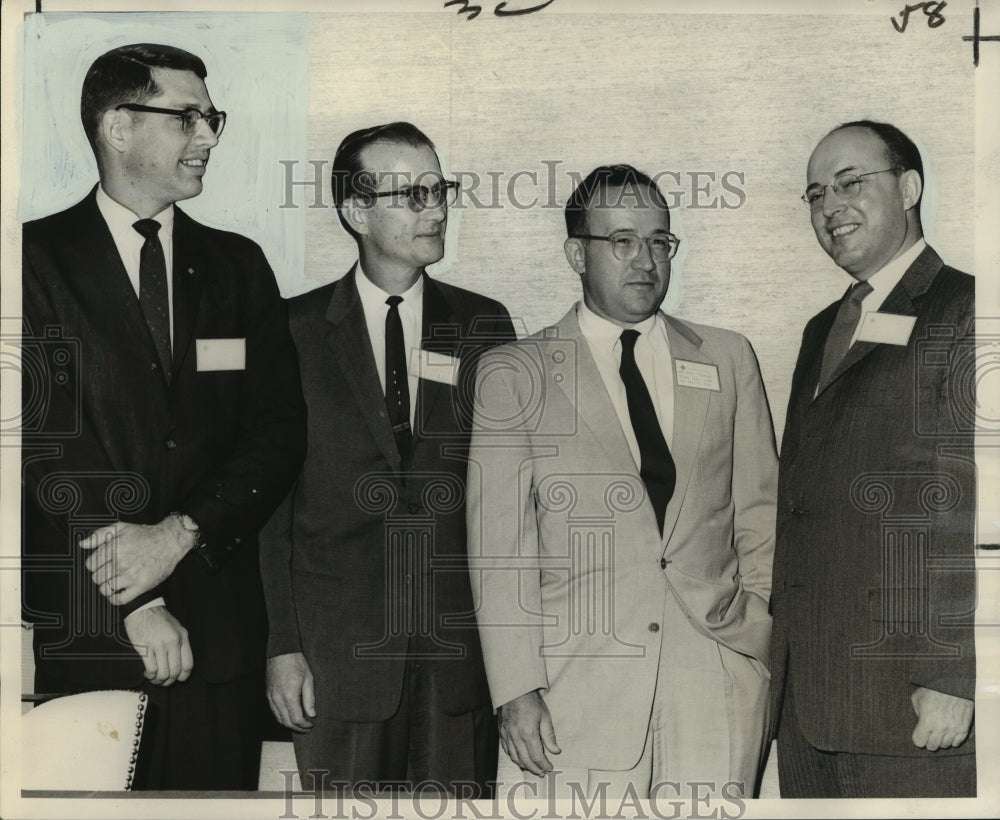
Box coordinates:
[801,168,899,208]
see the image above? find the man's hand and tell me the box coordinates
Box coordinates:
[124,605,193,686]
[911,687,974,751]
[80,516,197,605]
[266,652,316,732]
[498,690,561,777]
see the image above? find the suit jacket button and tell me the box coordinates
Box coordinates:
[659,558,668,569]
[648,622,660,633]
[151,362,159,372]
[165,439,177,449]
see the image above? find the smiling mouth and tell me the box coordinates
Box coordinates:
[180,159,207,169]
[831,224,859,238]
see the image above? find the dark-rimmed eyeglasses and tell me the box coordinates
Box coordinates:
[115,104,227,137]
[573,231,680,263]
[801,168,899,208]
[369,180,459,212]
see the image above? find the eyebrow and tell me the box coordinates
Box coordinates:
[606,228,671,235]
[173,102,218,113]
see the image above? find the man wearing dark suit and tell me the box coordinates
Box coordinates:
[21,44,306,790]
[260,122,514,795]
[769,120,976,797]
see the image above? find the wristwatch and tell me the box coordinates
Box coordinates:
[171,512,206,552]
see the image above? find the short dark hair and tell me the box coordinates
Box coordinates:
[565,164,669,237]
[331,121,437,237]
[81,43,207,154]
[830,119,924,215]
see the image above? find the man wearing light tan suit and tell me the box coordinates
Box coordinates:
[467,164,779,799]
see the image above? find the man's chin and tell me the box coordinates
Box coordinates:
[417,251,445,268]
[175,181,204,202]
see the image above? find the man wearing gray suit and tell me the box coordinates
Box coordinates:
[468,165,779,800]
[260,122,514,795]
[769,120,976,797]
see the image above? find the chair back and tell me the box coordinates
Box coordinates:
[21,690,148,791]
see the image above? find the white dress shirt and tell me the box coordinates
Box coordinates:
[95,186,178,615]
[850,238,926,346]
[95,185,176,345]
[577,301,674,469]
[355,263,423,429]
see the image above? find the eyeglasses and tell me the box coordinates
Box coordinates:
[115,104,227,137]
[801,168,899,208]
[370,180,459,212]
[573,231,680,263]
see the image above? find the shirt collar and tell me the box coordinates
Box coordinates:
[577,300,661,352]
[354,261,425,311]
[95,184,174,238]
[863,237,926,307]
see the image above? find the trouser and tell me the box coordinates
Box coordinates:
[293,655,497,797]
[496,587,769,799]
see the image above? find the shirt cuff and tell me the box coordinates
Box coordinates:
[128,597,166,616]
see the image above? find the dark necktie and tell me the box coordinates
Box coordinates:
[619,329,676,533]
[132,219,172,382]
[818,280,874,388]
[385,295,412,457]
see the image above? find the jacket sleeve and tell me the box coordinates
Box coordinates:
[467,345,550,711]
[907,288,976,700]
[731,334,779,606]
[259,484,301,657]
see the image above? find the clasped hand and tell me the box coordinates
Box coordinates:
[124,605,193,686]
[80,517,195,605]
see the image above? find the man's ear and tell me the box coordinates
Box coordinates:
[900,168,923,213]
[342,195,371,237]
[564,237,586,276]
[100,108,129,155]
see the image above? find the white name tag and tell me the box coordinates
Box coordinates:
[675,360,720,392]
[411,349,459,386]
[856,312,917,346]
[196,338,246,371]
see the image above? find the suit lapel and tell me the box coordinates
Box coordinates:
[170,208,203,383]
[416,275,456,441]
[325,266,401,468]
[814,246,943,399]
[551,308,714,544]
[72,192,173,394]
[659,314,711,546]
[550,309,637,473]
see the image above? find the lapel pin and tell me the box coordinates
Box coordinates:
[187,267,195,274]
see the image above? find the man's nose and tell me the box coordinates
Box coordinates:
[820,186,847,218]
[631,239,656,270]
[192,118,219,148]
[423,199,446,222]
